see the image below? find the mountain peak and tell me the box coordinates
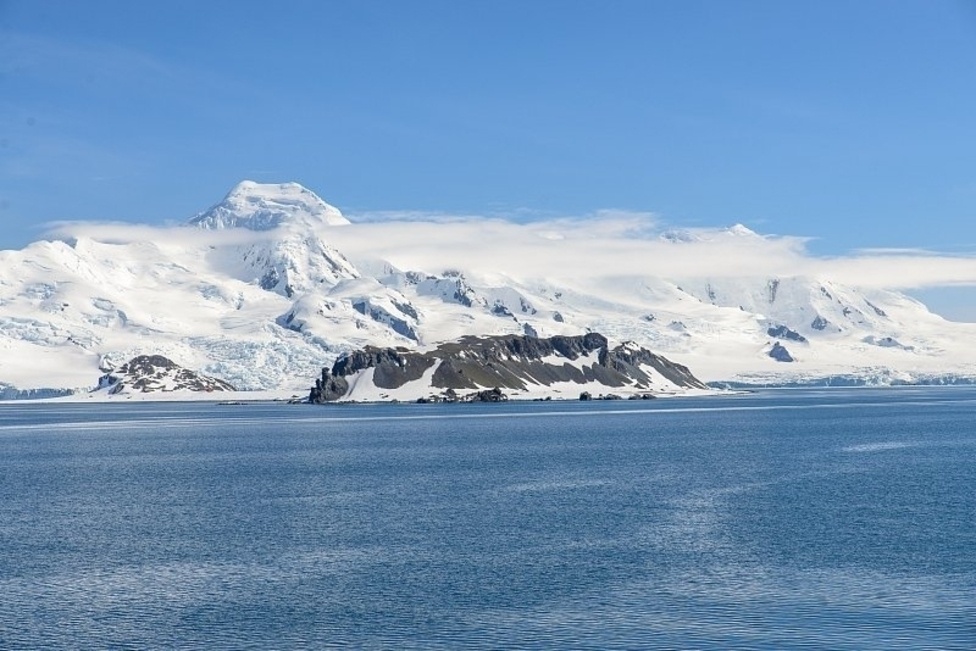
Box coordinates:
[726,223,758,237]
[188,180,350,231]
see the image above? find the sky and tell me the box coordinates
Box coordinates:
[2,1,976,317]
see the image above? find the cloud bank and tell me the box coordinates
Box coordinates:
[331,211,976,290]
[43,211,976,291]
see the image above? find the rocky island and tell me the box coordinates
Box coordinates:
[309,332,708,403]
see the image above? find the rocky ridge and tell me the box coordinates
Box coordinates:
[97,355,237,395]
[309,332,708,402]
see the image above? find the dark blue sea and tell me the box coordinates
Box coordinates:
[1,387,973,649]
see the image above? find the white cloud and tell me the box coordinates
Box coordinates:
[326,213,804,281]
[329,212,976,290]
[812,254,976,289]
[42,211,976,291]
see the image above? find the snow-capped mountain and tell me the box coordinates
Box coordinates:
[191,181,359,297]
[1,180,975,398]
[188,180,350,230]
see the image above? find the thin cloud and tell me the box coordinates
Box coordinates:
[0,31,176,85]
[852,247,944,256]
[346,210,489,224]
[813,255,976,289]
[43,221,271,248]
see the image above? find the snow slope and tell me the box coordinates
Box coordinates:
[2,181,975,398]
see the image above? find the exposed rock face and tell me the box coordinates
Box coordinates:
[98,355,236,394]
[418,387,509,403]
[351,299,418,341]
[811,315,830,331]
[309,332,708,402]
[600,341,706,390]
[768,342,795,363]
[312,346,435,401]
[468,387,508,402]
[767,325,808,343]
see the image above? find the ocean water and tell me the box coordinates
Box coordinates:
[0,388,973,649]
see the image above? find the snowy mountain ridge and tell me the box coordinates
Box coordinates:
[2,180,975,399]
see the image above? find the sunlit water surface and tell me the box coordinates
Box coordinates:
[1,387,973,649]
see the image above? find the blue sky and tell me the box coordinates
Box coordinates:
[2,1,976,314]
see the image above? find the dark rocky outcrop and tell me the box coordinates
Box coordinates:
[601,342,707,389]
[864,300,888,318]
[465,387,508,402]
[309,332,708,402]
[416,387,509,403]
[98,355,236,394]
[352,299,418,341]
[767,325,807,343]
[491,303,515,318]
[311,374,350,403]
[768,342,795,362]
